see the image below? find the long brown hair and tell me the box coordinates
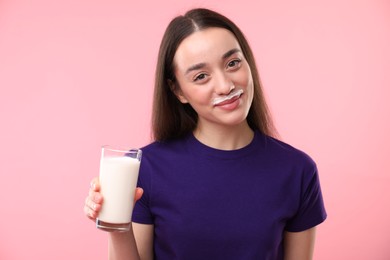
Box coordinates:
[152,8,276,141]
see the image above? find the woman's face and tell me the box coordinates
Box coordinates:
[172,27,254,130]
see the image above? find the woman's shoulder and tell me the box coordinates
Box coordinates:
[260,133,317,168]
[140,135,190,156]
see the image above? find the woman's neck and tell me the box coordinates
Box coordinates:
[193,121,254,150]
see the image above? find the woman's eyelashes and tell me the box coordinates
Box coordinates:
[193,73,208,82]
[226,59,242,70]
[192,59,242,83]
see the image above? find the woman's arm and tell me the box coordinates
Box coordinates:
[133,223,154,260]
[108,228,140,260]
[108,223,153,260]
[85,178,153,260]
[108,223,154,260]
[283,227,316,260]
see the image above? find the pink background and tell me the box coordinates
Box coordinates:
[1,0,389,259]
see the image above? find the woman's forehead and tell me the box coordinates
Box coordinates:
[173,28,241,67]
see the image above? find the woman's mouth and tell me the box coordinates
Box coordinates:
[212,89,244,106]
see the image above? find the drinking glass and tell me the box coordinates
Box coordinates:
[96,146,142,232]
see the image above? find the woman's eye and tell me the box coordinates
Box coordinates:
[194,73,207,82]
[227,59,241,69]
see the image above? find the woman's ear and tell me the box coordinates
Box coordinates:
[168,79,189,104]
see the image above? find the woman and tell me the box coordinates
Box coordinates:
[84,8,326,260]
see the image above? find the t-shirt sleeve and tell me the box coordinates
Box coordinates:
[131,157,154,224]
[285,163,327,232]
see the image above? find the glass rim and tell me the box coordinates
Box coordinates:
[101,145,141,154]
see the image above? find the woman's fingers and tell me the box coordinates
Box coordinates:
[84,177,103,221]
[90,177,100,191]
[88,189,103,204]
[84,197,98,220]
[85,177,143,222]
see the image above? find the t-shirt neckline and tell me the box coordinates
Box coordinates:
[185,130,264,160]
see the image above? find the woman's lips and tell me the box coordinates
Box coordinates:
[214,95,240,106]
[212,89,244,106]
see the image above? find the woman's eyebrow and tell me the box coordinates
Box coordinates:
[184,48,241,75]
[185,62,206,75]
[222,48,241,59]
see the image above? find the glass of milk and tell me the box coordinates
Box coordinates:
[96,146,142,232]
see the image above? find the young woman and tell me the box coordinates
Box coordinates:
[84,8,326,260]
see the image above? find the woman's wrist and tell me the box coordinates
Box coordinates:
[108,227,140,260]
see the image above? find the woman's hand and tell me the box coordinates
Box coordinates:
[84,177,103,220]
[83,177,143,222]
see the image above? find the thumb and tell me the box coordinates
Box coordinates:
[134,187,144,203]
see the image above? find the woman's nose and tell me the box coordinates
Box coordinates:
[214,72,233,95]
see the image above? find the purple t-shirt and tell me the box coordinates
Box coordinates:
[132,131,327,259]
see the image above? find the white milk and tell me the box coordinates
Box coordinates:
[98,156,140,224]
